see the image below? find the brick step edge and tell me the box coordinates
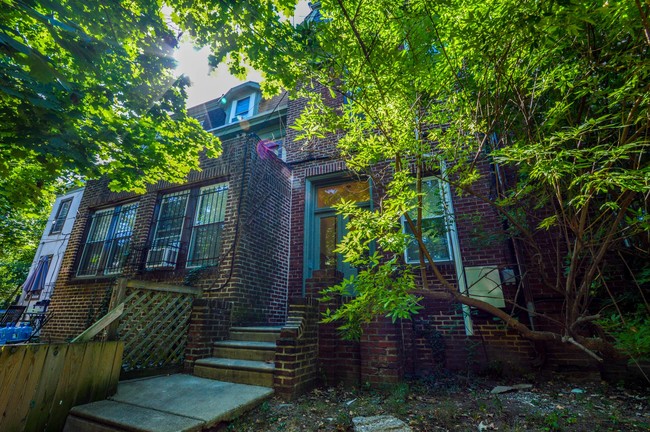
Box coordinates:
[213,340,277,350]
[195,357,275,372]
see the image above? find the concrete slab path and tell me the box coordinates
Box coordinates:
[64,374,274,432]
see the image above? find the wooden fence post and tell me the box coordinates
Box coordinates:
[106,278,127,341]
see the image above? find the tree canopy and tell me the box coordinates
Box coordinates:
[0,0,221,299]
[0,195,47,306]
[177,0,650,361]
[0,0,220,211]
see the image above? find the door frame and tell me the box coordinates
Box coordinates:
[302,174,372,295]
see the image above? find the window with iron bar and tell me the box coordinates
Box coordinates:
[77,202,139,276]
[146,182,229,270]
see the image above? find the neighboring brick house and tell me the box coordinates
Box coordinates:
[42,80,595,390]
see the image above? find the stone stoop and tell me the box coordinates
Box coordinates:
[193,326,282,387]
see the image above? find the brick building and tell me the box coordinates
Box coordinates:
[43,82,291,340]
[42,80,595,395]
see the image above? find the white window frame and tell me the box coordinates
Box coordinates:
[229,93,256,123]
[402,176,453,264]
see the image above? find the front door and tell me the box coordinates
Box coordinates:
[305,178,371,283]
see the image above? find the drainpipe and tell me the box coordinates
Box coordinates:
[441,162,474,336]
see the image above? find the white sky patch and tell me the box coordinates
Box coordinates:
[175,45,262,107]
[173,1,313,107]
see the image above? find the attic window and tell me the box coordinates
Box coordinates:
[232,96,251,122]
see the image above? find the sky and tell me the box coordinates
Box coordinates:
[174,2,313,108]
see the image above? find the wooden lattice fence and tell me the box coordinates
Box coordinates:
[108,279,201,374]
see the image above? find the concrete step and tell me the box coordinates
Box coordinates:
[229,326,282,343]
[213,340,276,362]
[194,357,275,387]
[65,400,203,432]
[63,374,273,432]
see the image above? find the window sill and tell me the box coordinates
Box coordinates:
[69,274,122,285]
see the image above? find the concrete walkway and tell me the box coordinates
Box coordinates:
[64,374,274,432]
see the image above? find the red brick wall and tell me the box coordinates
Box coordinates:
[274,297,320,399]
[43,81,603,379]
[44,132,292,341]
[184,298,232,371]
[306,270,361,386]
[285,82,597,382]
[360,317,407,386]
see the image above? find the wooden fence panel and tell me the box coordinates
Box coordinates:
[23,345,67,432]
[44,343,88,432]
[0,341,122,432]
[0,345,27,419]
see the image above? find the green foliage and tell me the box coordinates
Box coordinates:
[1,0,220,212]
[179,0,649,353]
[0,193,49,306]
[321,259,422,340]
[600,307,650,360]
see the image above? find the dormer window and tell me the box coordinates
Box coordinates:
[235,97,250,119]
[230,93,256,123]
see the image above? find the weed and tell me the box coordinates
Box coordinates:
[435,400,460,428]
[384,383,410,416]
[335,410,352,429]
[544,410,562,431]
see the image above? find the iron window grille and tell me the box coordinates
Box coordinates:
[146,191,190,269]
[77,203,139,277]
[146,182,229,270]
[50,198,72,234]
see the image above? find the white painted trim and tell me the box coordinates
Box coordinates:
[441,163,474,336]
[229,92,258,123]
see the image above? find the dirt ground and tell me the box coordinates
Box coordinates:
[223,373,649,431]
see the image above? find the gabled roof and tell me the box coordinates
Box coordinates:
[222,81,260,102]
[187,82,288,136]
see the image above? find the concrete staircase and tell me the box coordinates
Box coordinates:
[193,326,282,387]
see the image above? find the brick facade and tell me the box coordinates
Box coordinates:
[284,82,601,386]
[44,103,291,341]
[43,81,600,393]
[184,298,233,371]
[274,298,320,399]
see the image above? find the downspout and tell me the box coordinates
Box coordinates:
[441,162,474,336]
